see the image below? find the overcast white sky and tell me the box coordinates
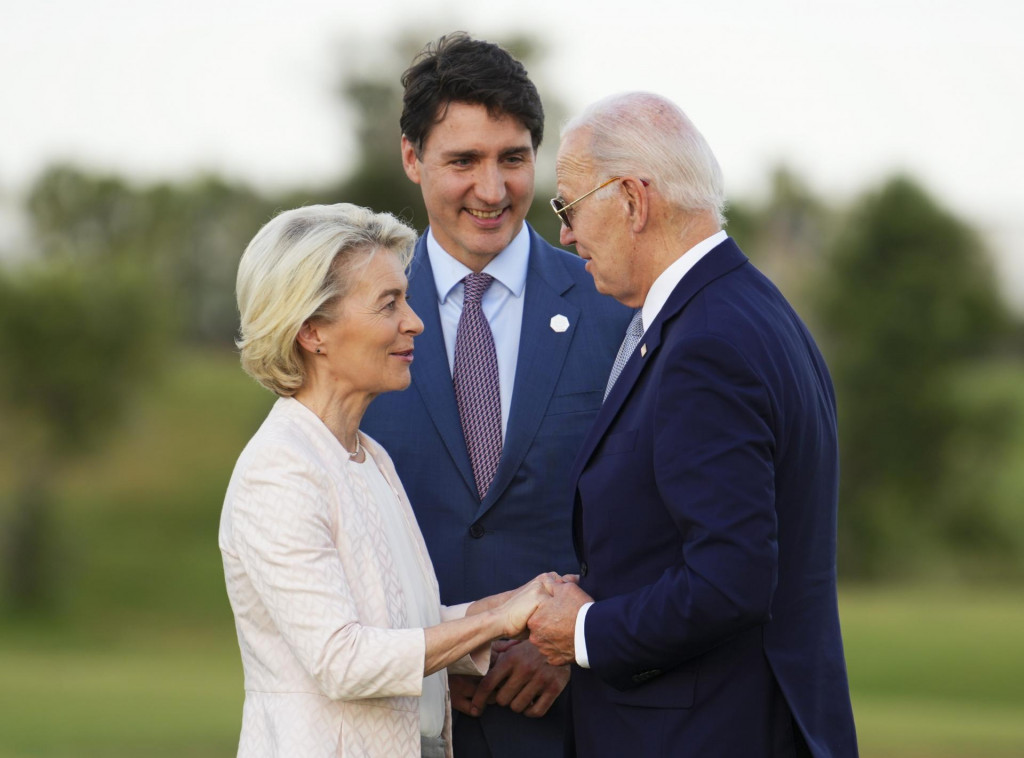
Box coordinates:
[3,0,1022,304]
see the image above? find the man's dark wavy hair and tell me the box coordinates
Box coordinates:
[400,32,545,156]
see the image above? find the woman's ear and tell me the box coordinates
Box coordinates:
[296,320,323,356]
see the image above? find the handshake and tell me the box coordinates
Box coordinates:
[493,572,593,667]
[451,573,594,720]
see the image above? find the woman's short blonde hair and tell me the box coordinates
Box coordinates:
[235,203,417,396]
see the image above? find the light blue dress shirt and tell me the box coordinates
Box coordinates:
[424,225,531,439]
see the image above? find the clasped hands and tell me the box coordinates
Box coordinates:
[513,572,592,667]
[452,573,592,719]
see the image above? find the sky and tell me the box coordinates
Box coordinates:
[2,0,1023,304]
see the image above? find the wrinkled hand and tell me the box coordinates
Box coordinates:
[459,639,569,718]
[498,572,565,639]
[528,581,593,666]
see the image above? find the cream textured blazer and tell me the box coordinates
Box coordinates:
[220,397,485,757]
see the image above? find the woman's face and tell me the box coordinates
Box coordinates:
[315,250,423,398]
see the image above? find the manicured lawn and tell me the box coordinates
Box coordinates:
[842,587,1024,757]
[2,587,1022,757]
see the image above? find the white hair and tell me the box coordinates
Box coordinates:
[236,203,417,396]
[561,92,725,225]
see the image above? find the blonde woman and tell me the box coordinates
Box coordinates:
[221,204,553,757]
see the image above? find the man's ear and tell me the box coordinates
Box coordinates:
[401,136,422,184]
[623,177,650,233]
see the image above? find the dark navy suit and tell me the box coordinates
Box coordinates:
[568,238,858,757]
[363,224,631,758]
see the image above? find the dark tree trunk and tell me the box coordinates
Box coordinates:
[4,467,55,611]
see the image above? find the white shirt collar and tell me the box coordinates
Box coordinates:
[641,230,728,330]
[426,224,531,303]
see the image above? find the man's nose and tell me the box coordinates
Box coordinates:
[474,163,506,205]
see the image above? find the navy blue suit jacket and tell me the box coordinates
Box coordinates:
[568,239,858,757]
[362,224,631,757]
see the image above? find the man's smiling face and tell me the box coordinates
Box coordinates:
[402,101,536,272]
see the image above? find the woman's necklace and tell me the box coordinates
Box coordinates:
[346,434,362,460]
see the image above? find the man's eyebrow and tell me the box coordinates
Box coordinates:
[438,146,532,161]
[499,145,533,158]
[440,149,484,160]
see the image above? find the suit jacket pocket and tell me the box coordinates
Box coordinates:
[546,389,603,417]
[593,429,638,458]
[601,663,696,709]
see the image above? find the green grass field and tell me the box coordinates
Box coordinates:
[2,589,1021,758]
[1,349,1022,756]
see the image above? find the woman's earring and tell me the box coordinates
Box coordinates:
[315,347,322,354]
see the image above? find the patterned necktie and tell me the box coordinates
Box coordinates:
[604,310,645,400]
[453,273,502,500]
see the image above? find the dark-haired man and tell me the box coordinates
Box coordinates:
[362,33,630,758]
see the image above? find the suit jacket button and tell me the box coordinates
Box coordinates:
[579,561,588,577]
[468,523,485,539]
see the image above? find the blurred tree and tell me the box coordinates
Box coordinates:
[726,167,836,319]
[0,262,164,610]
[316,31,428,226]
[815,176,1013,578]
[26,164,277,344]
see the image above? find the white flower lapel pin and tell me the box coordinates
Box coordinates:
[549,314,570,333]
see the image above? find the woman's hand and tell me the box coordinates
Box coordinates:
[423,573,567,677]
[496,572,563,639]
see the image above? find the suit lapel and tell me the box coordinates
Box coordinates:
[405,239,478,496]
[477,229,580,516]
[569,239,749,485]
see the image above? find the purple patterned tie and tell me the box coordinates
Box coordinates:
[454,273,502,500]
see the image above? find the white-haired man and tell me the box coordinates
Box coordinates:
[528,92,859,757]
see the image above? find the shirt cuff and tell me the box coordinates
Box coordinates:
[574,601,595,669]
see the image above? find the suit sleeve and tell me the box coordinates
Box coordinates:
[228,442,426,700]
[585,332,778,689]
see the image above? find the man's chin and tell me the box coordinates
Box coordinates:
[464,230,518,258]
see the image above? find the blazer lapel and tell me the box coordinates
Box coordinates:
[569,238,749,486]
[405,240,478,497]
[477,228,580,517]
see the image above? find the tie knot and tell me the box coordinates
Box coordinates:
[463,273,494,305]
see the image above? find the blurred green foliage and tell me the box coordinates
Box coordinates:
[0,255,166,610]
[727,170,1023,581]
[816,177,1017,578]
[25,165,280,344]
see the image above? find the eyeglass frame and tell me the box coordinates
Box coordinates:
[549,177,649,230]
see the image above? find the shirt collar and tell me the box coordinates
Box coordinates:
[426,224,531,303]
[641,230,728,330]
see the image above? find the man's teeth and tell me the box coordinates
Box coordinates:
[468,209,502,219]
